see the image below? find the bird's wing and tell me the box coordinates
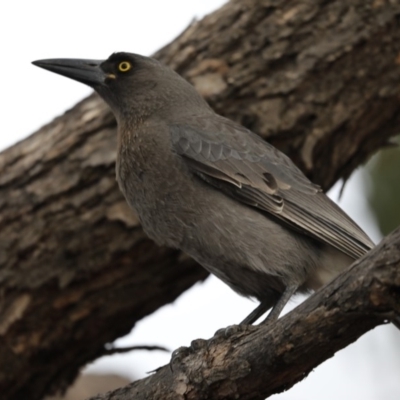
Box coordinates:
[170,115,374,259]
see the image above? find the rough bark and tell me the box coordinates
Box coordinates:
[88,227,400,400]
[0,0,400,399]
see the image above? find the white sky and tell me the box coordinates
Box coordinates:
[2,2,399,399]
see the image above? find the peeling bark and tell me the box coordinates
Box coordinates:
[1,0,400,399]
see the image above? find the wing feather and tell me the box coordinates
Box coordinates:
[171,116,374,259]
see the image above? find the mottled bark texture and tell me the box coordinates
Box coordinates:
[0,0,399,399]
[89,227,400,400]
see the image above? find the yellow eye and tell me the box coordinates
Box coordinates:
[118,61,131,72]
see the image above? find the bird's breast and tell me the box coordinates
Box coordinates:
[115,133,199,248]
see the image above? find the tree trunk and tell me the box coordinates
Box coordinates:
[0,0,400,399]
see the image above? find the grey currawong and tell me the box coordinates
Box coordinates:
[32,52,374,324]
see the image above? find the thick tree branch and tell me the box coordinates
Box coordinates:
[0,0,400,399]
[89,227,400,400]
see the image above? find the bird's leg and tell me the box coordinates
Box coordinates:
[240,285,298,325]
[240,301,273,325]
[261,284,298,324]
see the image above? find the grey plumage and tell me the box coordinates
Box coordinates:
[32,52,374,324]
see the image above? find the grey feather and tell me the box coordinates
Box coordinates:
[171,115,373,260]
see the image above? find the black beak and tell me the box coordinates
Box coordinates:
[32,58,107,87]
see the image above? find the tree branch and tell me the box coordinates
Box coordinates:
[89,227,400,400]
[1,0,400,399]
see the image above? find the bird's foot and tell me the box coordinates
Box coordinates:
[169,339,209,372]
[169,346,190,372]
[214,324,249,339]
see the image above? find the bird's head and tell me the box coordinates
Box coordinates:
[33,52,208,123]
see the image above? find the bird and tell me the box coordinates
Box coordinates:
[32,52,374,325]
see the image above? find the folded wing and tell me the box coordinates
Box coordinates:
[170,115,374,259]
